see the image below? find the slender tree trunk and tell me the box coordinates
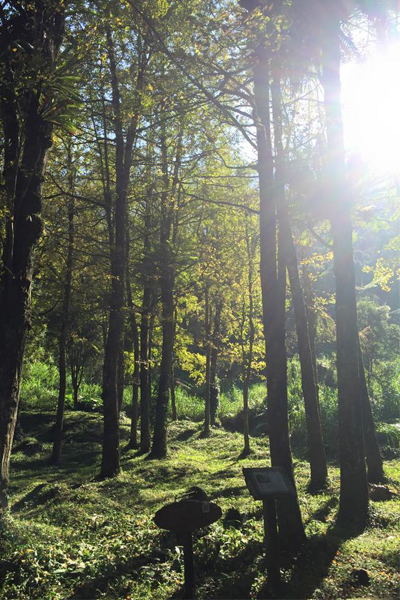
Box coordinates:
[322,19,368,525]
[125,231,140,449]
[148,311,155,402]
[117,341,125,413]
[271,73,328,489]
[129,316,140,448]
[204,287,212,436]
[100,27,143,477]
[171,308,178,421]
[242,217,255,457]
[101,29,127,478]
[301,256,318,380]
[0,5,65,506]
[49,162,75,466]
[140,286,151,453]
[358,339,384,483]
[210,301,223,426]
[73,385,79,410]
[151,269,174,457]
[151,122,180,458]
[253,46,305,544]
[171,364,177,421]
[138,202,153,452]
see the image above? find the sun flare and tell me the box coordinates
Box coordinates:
[342,41,400,178]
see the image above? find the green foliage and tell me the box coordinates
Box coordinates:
[287,357,339,456]
[167,383,266,422]
[20,358,59,411]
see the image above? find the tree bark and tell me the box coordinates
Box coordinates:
[322,18,368,526]
[253,47,305,544]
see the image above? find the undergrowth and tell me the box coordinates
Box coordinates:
[0,411,399,599]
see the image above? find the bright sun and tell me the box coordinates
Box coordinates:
[341,41,400,178]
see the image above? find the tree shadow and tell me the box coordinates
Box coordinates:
[208,484,247,500]
[175,428,198,442]
[69,552,166,599]
[266,520,367,599]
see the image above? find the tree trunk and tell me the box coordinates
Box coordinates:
[242,216,255,457]
[204,287,212,436]
[253,48,305,544]
[271,71,328,490]
[171,364,177,421]
[49,162,75,466]
[171,308,178,421]
[0,5,65,506]
[322,19,368,526]
[301,255,318,380]
[125,230,140,449]
[210,301,223,426]
[151,125,177,458]
[151,268,174,457]
[140,286,151,453]
[100,28,126,478]
[117,340,125,413]
[100,26,143,477]
[129,315,140,449]
[358,339,384,483]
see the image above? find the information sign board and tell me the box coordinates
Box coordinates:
[243,467,296,500]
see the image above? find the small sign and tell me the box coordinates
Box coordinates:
[243,467,296,500]
[154,499,222,533]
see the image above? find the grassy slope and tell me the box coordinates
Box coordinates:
[0,410,399,600]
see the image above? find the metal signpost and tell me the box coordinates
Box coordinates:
[154,498,222,598]
[243,466,296,591]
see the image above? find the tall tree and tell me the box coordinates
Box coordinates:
[271,70,328,490]
[99,18,146,478]
[151,119,183,458]
[320,9,368,524]
[0,0,65,506]
[49,145,75,465]
[252,23,305,542]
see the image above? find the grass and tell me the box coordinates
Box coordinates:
[0,410,399,599]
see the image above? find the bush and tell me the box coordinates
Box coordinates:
[20,359,59,410]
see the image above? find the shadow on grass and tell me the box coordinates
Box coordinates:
[209,484,247,500]
[261,521,366,599]
[175,427,198,442]
[69,553,166,599]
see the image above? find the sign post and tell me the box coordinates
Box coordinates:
[243,467,296,592]
[154,497,222,599]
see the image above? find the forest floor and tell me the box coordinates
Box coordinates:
[0,410,399,600]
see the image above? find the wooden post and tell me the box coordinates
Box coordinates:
[263,499,281,591]
[183,531,195,599]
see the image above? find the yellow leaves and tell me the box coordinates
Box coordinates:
[363,258,398,293]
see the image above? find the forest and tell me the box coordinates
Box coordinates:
[0,0,399,599]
